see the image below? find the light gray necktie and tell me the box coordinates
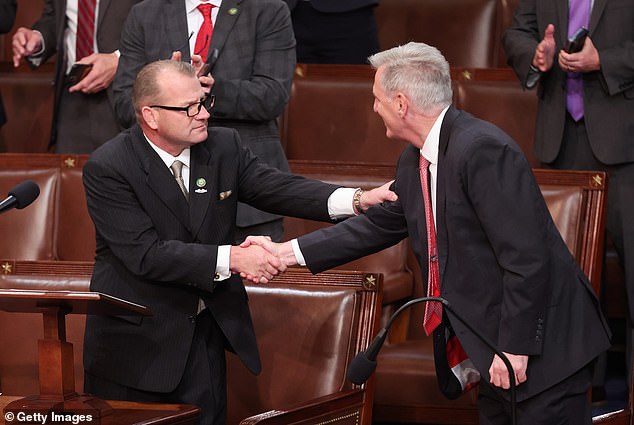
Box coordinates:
[170,160,189,201]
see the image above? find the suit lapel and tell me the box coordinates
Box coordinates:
[555,0,568,47]
[436,107,460,282]
[588,0,607,35]
[189,143,216,238]
[208,0,242,62]
[166,0,192,62]
[96,0,111,30]
[130,127,191,228]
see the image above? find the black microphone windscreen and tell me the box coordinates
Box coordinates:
[8,180,40,209]
[346,351,377,385]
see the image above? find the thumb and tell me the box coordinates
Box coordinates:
[545,24,555,40]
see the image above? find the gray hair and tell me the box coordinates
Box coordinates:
[132,60,197,120]
[368,42,452,113]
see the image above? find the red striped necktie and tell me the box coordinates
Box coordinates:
[419,156,442,335]
[76,0,96,61]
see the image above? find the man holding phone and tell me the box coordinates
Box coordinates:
[503,0,634,396]
[11,0,141,153]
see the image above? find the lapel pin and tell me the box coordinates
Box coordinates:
[219,190,232,200]
[228,7,238,15]
[194,178,208,193]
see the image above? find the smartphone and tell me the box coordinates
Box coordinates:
[197,48,219,77]
[565,27,588,54]
[67,63,93,85]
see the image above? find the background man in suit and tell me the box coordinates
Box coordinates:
[502,0,634,387]
[244,42,612,424]
[83,59,394,425]
[11,0,140,153]
[283,0,379,64]
[0,0,16,149]
[112,0,295,244]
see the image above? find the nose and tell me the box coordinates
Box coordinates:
[197,104,211,120]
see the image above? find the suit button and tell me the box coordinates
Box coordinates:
[188,315,196,324]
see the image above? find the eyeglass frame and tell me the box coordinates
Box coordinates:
[149,94,215,117]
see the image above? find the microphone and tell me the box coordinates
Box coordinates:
[347,296,517,425]
[0,180,40,214]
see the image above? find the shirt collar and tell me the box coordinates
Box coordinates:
[144,133,191,170]
[186,0,223,14]
[420,105,450,165]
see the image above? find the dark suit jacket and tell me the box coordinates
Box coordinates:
[82,124,338,392]
[502,0,634,165]
[284,0,378,13]
[298,107,611,402]
[113,0,296,227]
[27,0,140,146]
[0,0,17,128]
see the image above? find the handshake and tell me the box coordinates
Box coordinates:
[230,236,296,284]
[228,180,397,283]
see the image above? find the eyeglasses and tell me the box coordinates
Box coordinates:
[150,94,215,117]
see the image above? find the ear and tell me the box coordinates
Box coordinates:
[396,93,409,118]
[141,106,160,130]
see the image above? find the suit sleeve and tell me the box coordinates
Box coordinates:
[210,1,296,122]
[596,37,634,96]
[29,0,58,66]
[0,0,16,33]
[501,0,542,87]
[298,187,409,274]
[83,157,219,289]
[462,137,551,355]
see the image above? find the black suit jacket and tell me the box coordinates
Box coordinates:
[0,0,17,128]
[27,0,140,146]
[82,124,338,392]
[502,0,634,165]
[298,107,611,401]
[113,0,296,227]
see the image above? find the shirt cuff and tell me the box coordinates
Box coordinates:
[291,239,306,266]
[328,187,357,220]
[215,245,231,281]
[526,64,541,89]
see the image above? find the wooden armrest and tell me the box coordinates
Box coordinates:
[239,390,365,425]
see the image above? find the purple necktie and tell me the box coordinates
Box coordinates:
[566,0,591,121]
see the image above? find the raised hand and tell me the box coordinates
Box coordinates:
[12,27,43,67]
[171,51,215,95]
[532,24,556,72]
[230,244,286,284]
[358,180,398,213]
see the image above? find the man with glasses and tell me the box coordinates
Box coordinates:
[82,59,395,425]
[112,0,296,245]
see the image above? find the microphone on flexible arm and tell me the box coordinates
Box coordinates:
[347,296,517,425]
[0,180,40,214]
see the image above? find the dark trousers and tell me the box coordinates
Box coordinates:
[55,82,121,153]
[291,2,379,64]
[478,364,593,425]
[234,217,284,244]
[85,310,227,425]
[544,113,634,383]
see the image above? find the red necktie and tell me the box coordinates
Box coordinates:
[194,3,215,62]
[420,156,442,335]
[76,0,96,61]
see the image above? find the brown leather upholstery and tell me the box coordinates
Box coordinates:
[0,153,94,261]
[374,0,499,68]
[227,269,382,425]
[453,68,539,166]
[0,262,382,425]
[0,72,54,153]
[373,169,609,424]
[282,65,407,165]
